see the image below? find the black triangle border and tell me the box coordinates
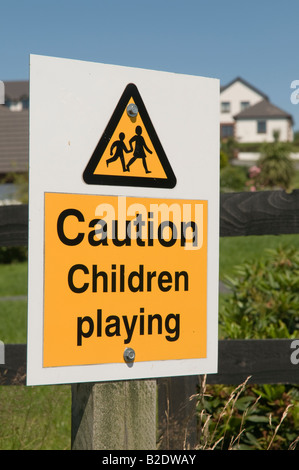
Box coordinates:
[83,83,177,189]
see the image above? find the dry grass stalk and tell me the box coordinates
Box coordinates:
[267,404,293,450]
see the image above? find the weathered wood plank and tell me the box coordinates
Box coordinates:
[0,204,28,247]
[1,190,299,247]
[0,190,298,241]
[207,339,299,384]
[220,189,299,237]
[71,380,157,450]
[0,344,27,385]
[157,375,199,450]
[1,341,298,386]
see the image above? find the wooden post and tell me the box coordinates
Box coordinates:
[157,376,199,450]
[71,379,156,450]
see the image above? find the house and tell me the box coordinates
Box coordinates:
[220,77,293,143]
[4,81,29,111]
[0,77,295,179]
[0,81,29,178]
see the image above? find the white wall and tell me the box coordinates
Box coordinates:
[238,152,299,161]
[236,118,293,143]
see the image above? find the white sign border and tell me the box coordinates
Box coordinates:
[27,54,219,386]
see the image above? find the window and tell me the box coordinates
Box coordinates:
[221,124,234,138]
[240,101,250,111]
[221,101,230,113]
[257,120,266,134]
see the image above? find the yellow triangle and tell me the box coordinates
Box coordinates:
[93,98,167,179]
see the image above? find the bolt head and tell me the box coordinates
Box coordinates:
[124,347,135,362]
[127,103,138,117]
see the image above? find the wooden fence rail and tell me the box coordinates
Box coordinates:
[1,190,299,449]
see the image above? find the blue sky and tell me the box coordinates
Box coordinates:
[1,0,299,129]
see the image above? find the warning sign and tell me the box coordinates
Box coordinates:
[27,55,220,386]
[43,193,207,367]
[83,83,176,188]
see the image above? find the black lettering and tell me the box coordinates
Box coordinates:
[134,213,146,246]
[77,315,94,346]
[112,220,132,246]
[68,264,89,293]
[128,265,144,292]
[175,271,189,291]
[146,271,157,291]
[57,209,84,246]
[92,265,108,292]
[88,219,108,246]
[140,308,145,335]
[165,313,180,341]
[181,221,198,247]
[147,212,154,246]
[158,221,177,247]
[148,314,162,335]
[158,271,172,291]
[105,315,121,337]
[123,315,138,344]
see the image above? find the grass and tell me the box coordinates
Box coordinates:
[0,260,71,450]
[219,233,299,279]
[0,385,71,450]
[0,300,27,343]
[0,261,27,296]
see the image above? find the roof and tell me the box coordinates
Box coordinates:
[220,77,269,101]
[234,99,294,123]
[0,105,29,174]
[4,80,29,101]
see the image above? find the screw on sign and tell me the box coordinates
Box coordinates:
[124,347,135,363]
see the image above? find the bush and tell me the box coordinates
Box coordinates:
[0,247,28,264]
[197,378,299,450]
[219,246,299,339]
[197,246,299,450]
[220,165,247,192]
[257,137,294,190]
[220,151,229,169]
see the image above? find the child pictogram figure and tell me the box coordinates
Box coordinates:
[106,132,130,172]
[127,125,152,174]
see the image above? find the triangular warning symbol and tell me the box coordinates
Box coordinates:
[83,83,176,188]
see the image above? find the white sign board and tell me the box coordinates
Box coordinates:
[27,54,219,385]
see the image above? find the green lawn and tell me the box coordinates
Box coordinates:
[219,233,299,279]
[0,385,71,450]
[0,260,71,450]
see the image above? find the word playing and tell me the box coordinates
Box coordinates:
[77,307,180,346]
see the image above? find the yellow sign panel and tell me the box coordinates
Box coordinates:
[43,192,208,367]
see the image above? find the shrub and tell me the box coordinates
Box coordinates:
[257,137,294,190]
[197,246,299,450]
[220,151,229,169]
[220,165,247,192]
[197,378,299,450]
[0,247,28,264]
[219,245,299,339]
